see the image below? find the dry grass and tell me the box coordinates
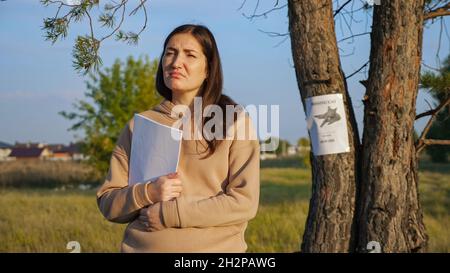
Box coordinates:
[0,160,448,252]
[0,160,100,188]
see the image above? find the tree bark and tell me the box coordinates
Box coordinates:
[359,0,428,252]
[288,0,361,252]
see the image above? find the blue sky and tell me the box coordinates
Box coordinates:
[0,0,449,146]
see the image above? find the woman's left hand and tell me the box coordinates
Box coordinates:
[138,203,166,232]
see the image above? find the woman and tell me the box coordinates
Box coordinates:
[96,24,260,252]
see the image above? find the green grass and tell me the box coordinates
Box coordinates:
[0,166,448,252]
[247,168,311,252]
[418,170,450,252]
[0,189,124,252]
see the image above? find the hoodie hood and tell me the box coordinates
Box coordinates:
[152,99,196,122]
[153,99,176,116]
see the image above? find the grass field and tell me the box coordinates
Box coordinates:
[0,159,448,252]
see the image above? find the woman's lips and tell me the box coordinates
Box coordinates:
[169,72,183,79]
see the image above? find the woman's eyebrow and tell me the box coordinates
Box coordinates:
[166,47,198,54]
[184,49,198,53]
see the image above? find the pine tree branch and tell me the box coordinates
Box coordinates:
[134,0,148,36]
[42,0,148,74]
[422,139,450,145]
[85,7,94,39]
[345,60,369,79]
[424,3,450,20]
[334,0,352,17]
[416,96,450,120]
[338,31,371,43]
[416,97,450,154]
[258,29,289,37]
[242,3,286,19]
[100,1,126,42]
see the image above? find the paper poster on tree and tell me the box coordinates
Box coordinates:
[306,93,350,156]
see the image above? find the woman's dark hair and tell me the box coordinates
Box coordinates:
[156,24,238,158]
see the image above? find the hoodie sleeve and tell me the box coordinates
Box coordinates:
[96,121,154,224]
[161,115,260,228]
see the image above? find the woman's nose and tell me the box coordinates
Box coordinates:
[172,55,183,69]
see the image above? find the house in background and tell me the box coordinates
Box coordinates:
[5,141,87,161]
[0,141,13,161]
[13,142,46,149]
[287,145,298,155]
[47,144,72,161]
[67,142,88,161]
[8,146,52,160]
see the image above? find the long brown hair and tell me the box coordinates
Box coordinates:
[156,24,238,157]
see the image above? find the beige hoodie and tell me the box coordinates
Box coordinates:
[96,99,260,252]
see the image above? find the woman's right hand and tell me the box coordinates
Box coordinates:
[146,172,183,203]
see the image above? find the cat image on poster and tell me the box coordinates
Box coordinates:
[314,106,341,127]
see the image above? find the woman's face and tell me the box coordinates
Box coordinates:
[162,33,208,96]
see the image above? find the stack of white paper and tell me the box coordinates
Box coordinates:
[128,114,182,185]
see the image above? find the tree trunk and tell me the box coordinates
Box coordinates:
[359,0,428,252]
[288,0,361,252]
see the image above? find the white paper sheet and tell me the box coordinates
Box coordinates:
[128,114,182,185]
[305,93,350,156]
